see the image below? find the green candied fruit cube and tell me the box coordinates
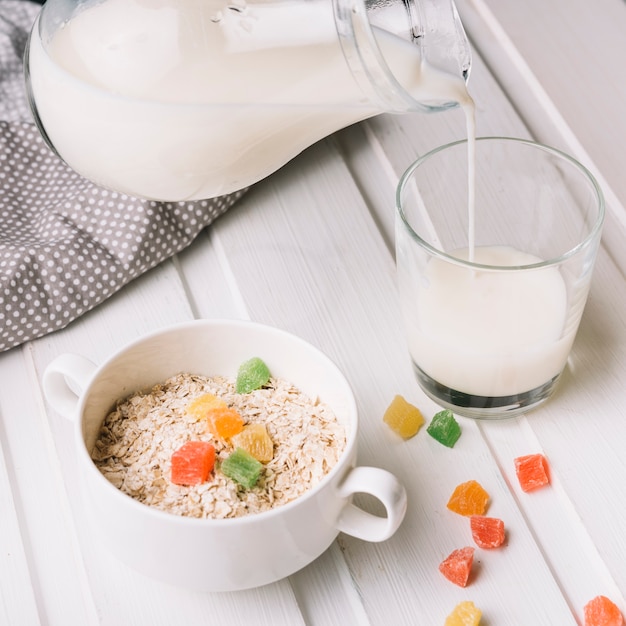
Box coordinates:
[221,447,263,489]
[426,409,461,448]
[235,357,271,394]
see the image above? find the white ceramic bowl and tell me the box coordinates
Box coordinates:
[43,319,407,591]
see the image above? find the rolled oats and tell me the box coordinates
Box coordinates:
[92,373,346,519]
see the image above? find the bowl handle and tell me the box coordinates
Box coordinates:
[42,354,97,421]
[335,466,407,542]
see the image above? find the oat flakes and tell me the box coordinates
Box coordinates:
[92,373,346,519]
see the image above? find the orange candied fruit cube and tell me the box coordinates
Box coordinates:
[447,480,490,516]
[171,441,216,486]
[514,453,550,492]
[205,406,245,439]
[584,595,624,626]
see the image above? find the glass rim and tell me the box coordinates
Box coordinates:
[395,136,606,271]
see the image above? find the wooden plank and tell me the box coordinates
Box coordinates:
[175,228,249,319]
[459,0,626,209]
[338,12,626,618]
[199,135,579,623]
[454,0,626,610]
[289,544,372,626]
[455,0,626,258]
[0,384,41,626]
[0,348,97,625]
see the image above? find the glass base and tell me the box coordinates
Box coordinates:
[413,363,560,420]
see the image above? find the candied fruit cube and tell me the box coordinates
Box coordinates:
[514,453,550,492]
[584,595,624,626]
[171,441,216,486]
[427,409,461,448]
[221,447,263,489]
[231,423,274,463]
[445,601,482,626]
[439,547,475,588]
[383,395,425,439]
[205,406,245,439]
[236,357,271,394]
[447,480,490,516]
[186,393,227,421]
[470,515,505,549]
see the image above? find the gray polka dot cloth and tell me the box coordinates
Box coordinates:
[0,1,246,352]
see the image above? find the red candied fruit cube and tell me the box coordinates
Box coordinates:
[514,453,550,492]
[584,595,624,626]
[439,547,475,588]
[470,515,505,549]
[171,441,216,486]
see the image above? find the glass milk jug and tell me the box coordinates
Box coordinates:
[25,0,471,202]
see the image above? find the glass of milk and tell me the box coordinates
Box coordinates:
[395,137,605,419]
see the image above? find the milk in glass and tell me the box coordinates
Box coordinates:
[406,245,573,399]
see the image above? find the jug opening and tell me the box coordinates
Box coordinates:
[334,0,471,113]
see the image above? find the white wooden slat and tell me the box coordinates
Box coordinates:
[454,0,626,612]
[0,388,41,626]
[477,413,626,613]
[0,348,97,626]
[30,262,193,377]
[202,135,581,623]
[175,228,250,319]
[499,253,626,601]
[455,0,626,257]
[337,14,626,619]
[460,0,626,209]
[289,544,372,626]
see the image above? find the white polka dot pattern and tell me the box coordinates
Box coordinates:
[0,2,246,351]
[0,120,246,351]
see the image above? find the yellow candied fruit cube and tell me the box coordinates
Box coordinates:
[383,395,425,439]
[186,393,228,421]
[445,601,482,626]
[231,423,274,463]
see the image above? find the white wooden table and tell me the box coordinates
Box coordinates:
[2,0,626,623]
